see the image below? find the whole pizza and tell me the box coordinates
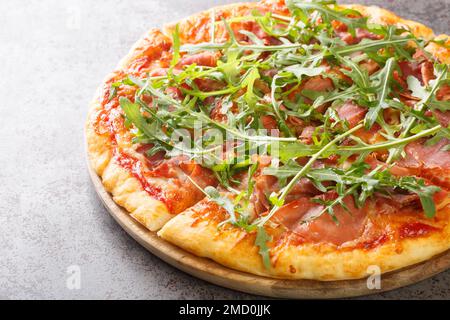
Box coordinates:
[86,0,450,280]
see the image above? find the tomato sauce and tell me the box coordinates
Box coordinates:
[357,234,389,250]
[399,222,439,239]
[92,73,173,210]
[115,151,172,211]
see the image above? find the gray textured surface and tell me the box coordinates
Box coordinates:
[0,0,449,300]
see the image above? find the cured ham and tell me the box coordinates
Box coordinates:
[395,139,450,188]
[251,174,325,215]
[302,76,334,92]
[437,84,450,101]
[398,59,435,86]
[194,78,225,91]
[136,143,166,166]
[336,101,366,128]
[274,195,368,245]
[434,110,450,128]
[359,59,379,75]
[261,115,278,130]
[299,126,316,144]
[287,115,306,136]
[242,20,280,45]
[332,20,382,45]
[399,60,422,82]
[177,52,219,68]
[251,175,278,214]
[397,139,450,170]
[421,61,435,85]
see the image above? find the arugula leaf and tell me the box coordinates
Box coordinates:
[287,0,367,35]
[419,193,438,218]
[284,64,326,79]
[119,97,161,141]
[170,25,181,68]
[364,57,395,128]
[407,76,427,100]
[241,67,261,108]
[395,178,441,218]
[263,159,301,185]
[270,75,294,137]
[336,54,370,89]
[387,64,448,162]
[255,226,272,269]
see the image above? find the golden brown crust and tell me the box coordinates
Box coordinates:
[159,198,450,280]
[162,2,259,43]
[86,29,173,231]
[426,35,450,64]
[87,0,450,280]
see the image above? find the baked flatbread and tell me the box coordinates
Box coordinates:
[87,0,450,280]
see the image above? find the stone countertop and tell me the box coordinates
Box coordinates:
[0,0,448,299]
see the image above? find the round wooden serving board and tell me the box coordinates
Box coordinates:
[88,162,450,299]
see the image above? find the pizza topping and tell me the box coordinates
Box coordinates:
[358,234,389,250]
[399,222,440,239]
[433,110,450,128]
[397,139,450,170]
[136,143,166,166]
[299,126,316,143]
[301,76,334,93]
[177,51,219,68]
[335,100,366,128]
[335,26,382,45]
[437,84,450,101]
[274,195,368,245]
[98,0,450,267]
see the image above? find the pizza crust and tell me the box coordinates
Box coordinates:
[426,34,450,64]
[87,0,450,279]
[86,100,172,231]
[162,2,259,43]
[85,29,174,231]
[159,199,450,280]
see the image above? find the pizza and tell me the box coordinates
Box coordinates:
[86,0,450,280]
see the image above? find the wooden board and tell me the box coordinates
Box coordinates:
[88,162,450,299]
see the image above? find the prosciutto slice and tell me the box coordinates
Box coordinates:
[251,174,325,215]
[437,84,450,101]
[336,101,366,128]
[396,139,450,170]
[273,195,368,245]
[394,139,450,188]
[302,76,334,92]
[434,110,450,128]
[332,20,382,45]
[177,51,218,68]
